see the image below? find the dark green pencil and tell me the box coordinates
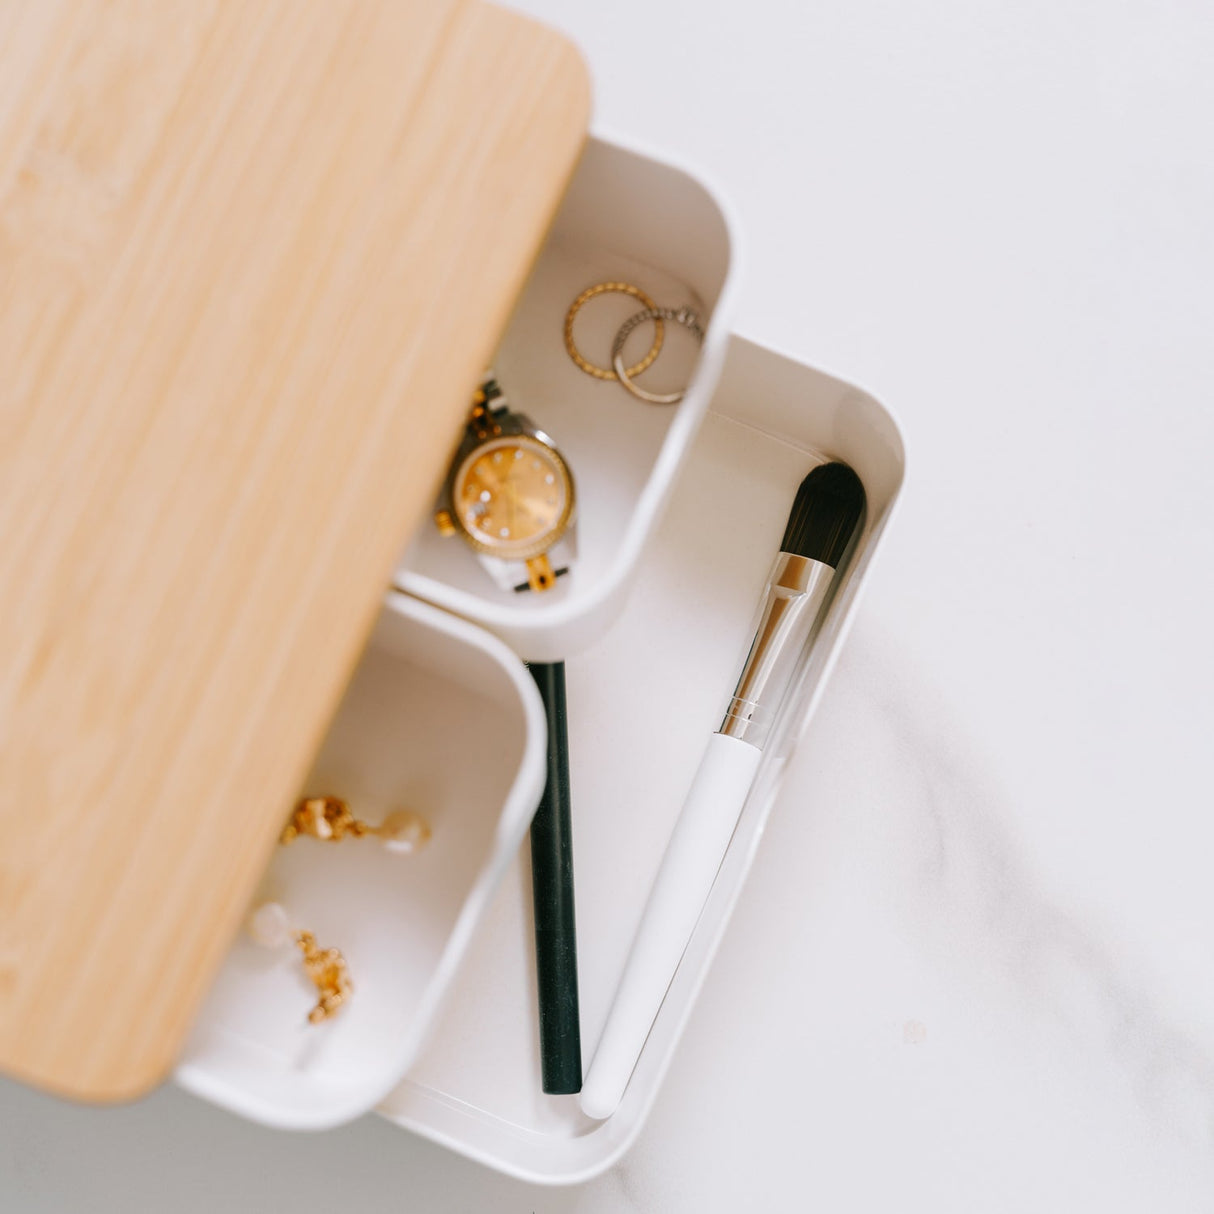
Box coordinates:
[525,661,583,1094]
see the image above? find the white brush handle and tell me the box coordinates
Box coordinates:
[580,732,762,1120]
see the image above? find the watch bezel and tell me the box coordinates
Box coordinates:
[450,432,575,561]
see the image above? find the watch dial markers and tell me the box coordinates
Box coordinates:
[453,435,572,557]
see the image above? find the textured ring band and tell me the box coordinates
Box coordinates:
[611,306,704,405]
[564,282,664,381]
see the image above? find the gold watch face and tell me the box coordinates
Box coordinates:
[452,434,574,560]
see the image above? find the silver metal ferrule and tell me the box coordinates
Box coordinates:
[718,552,837,749]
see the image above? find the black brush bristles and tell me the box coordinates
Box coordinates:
[779,461,866,567]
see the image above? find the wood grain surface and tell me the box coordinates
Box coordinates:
[0,0,588,1101]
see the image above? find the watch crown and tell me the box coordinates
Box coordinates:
[434,509,456,537]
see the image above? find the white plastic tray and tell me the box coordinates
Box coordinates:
[377,334,905,1181]
[174,594,545,1128]
[172,132,737,1127]
[397,134,737,661]
[168,134,905,1178]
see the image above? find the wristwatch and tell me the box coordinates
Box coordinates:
[434,377,576,593]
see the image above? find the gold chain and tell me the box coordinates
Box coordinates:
[281,796,375,843]
[295,930,352,1023]
[273,797,429,1024]
[282,795,431,851]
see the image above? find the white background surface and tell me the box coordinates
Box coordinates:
[4,0,1214,1209]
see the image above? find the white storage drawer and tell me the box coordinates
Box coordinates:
[171,132,904,1182]
[397,134,737,660]
[172,130,737,1126]
[175,595,546,1128]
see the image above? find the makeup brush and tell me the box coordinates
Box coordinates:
[579,461,866,1121]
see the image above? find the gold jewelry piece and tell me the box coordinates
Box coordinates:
[282,796,431,853]
[245,902,353,1025]
[296,930,352,1024]
[431,377,576,593]
[564,282,664,380]
[610,306,704,405]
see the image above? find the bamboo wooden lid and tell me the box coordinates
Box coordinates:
[0,0,588,1101]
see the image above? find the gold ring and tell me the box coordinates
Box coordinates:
[564,282,664,381]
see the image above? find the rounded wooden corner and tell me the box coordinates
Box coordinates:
[3,1046,173,1108]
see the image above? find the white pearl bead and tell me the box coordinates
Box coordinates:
[247,901,292,949]
[379,809,432,854]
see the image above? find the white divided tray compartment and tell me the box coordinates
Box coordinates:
[174,594,545,1128]
[378,335,905,1182]
[397,135,737,660]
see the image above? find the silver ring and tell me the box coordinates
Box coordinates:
[611,306,704,405]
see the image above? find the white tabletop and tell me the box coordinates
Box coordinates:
[4,1,1213,1209]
